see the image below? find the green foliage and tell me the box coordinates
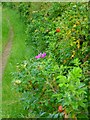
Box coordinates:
[12,57,88,118]
[47,3,68,19]
[55,66,87,117]
[25,2,89,66]
[5,2,89,119]
[17,3,31,23]
[2,2,15,9]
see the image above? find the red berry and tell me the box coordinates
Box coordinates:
[56,28,60,32]
[58,105,63,112]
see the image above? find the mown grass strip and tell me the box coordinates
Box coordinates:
[2,8,33,118]
[2,9,10,52]
[0,4,2,55]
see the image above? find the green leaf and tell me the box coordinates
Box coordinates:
[53,113,59,118]
[59,83,64,87]
[57,75,67,83]
[40,112,46,117]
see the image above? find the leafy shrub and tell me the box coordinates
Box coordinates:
[25,2,89,66]
[17,3,31,23]
[12,56,88,118]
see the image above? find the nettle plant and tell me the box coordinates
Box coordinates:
[12,52,88,118]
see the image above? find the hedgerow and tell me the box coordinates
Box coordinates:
[3,2,89,119]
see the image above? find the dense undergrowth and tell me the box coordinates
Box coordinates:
[3,2,90,119]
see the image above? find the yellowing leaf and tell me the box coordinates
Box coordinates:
[71,51,75,58]
[76,40,80,49]
[73,24,77,28]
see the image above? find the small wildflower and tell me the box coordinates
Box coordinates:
[35,52,46,59]
[41,53,46,58]
[35,53,41,59]
[35,56,40,59]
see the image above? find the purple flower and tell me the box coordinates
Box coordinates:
[41,53,46,58]
[35,52,46,59]
[38,53,42,58]
[35,53,42,59]
[35,56,40,59]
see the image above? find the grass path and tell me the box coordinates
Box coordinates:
[2,21,13,72]
[2,8,33,118]
[0,15,13,119]
[2,8,9,52]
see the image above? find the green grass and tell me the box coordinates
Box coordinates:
[0,4,2,119]
[2,8,10,51]
[0,5,2,54]
[2,8,35,118]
